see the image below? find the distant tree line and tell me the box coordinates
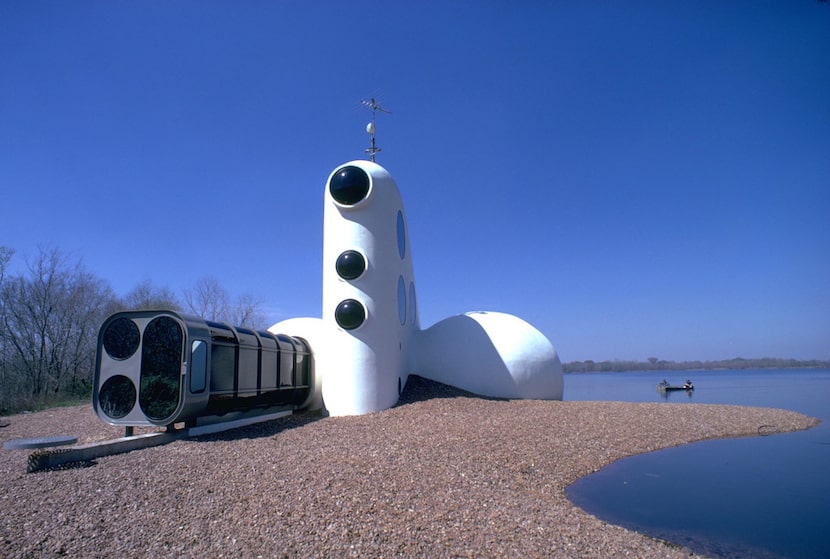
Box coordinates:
[0,245,268,415]
[564,356,830,373]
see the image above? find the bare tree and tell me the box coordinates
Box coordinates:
[0,247,15,409]
[0,247,12,281]
[123,279,181,311]
[230,293,268,329]
[183,276,267,329]
[183,276,230,321]
[0,247,116,411]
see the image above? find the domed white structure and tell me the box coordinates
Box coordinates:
[416,311,563,400]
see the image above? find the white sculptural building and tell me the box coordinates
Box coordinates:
[271,158,563,416]
[93,110,563,429]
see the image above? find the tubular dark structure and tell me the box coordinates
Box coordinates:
[93,310,313,427]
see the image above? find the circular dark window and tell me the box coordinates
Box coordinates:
[336,250,366,280]
[329,166,370,206]
[102,317,141,360]
[98,375,137,419]
[335,299,366,330]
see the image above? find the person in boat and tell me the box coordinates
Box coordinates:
[683,379,694,390]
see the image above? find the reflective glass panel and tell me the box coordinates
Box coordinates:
[98,375,136,419]
[259,335,279,391]
[103,317,140,360]
[190,340,207,393]
[329,166,370,205]
[293,337,311,386]
[210,344,236,392]
[336,250,366,280]
[139,316,183,421]
[335,299,366,330]
[277,335,295,387]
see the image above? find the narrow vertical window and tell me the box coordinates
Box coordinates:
[398,276,406,325]
[190,340,207,393]
[396,210,406,259]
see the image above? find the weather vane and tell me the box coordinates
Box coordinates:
[361,98,391,162]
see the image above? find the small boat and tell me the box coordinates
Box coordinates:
[657,379,694,391]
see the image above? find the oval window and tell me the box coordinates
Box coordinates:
[397,276,406,325]
[139,316,183,421]
[396,210,406,259]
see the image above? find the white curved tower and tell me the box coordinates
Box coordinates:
[320,160,419,415]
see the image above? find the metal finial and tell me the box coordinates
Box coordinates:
[360,98,391,162]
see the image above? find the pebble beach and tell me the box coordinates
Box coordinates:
[0,376,819,558]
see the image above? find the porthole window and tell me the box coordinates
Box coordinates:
[397,276,406,325]
[336,250,366,280]
[98,375,136,419]
[102,317,140,360]
[396,210,406,259]
[335,299,366,330]
[329,166,370,206]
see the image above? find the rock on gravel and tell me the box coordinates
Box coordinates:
[0,376,819,559]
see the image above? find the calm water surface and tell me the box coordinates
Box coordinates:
[564,368,830,559]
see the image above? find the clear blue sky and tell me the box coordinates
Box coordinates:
[2,1,828,362]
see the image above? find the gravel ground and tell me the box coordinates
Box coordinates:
[0,376,819,559]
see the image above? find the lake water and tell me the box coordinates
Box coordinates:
[564,368,830,559]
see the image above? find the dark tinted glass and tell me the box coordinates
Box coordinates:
[335,299,366,330]
[329,166,370,205]
[293,338,311,386]
[98,375,136,419]
[190,340,207,393]
[139,316,183,421]
[277,335,295,387]
[336,250,366,280]
[210,344,236,392]
[103,317,140,360]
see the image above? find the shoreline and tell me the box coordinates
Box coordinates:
[564,363,830,374]
[0,377,819,558]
